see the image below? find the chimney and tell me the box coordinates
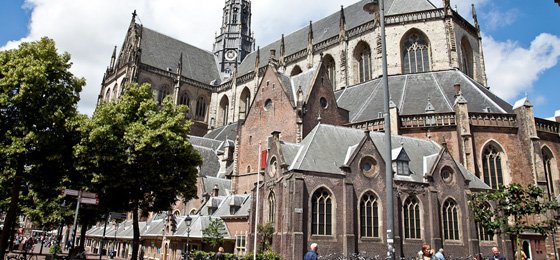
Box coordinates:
[270,49,276,59]
[213,184,219,197]
[454,83,461,98]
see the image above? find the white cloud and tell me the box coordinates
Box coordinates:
[483,33,560,101]
[2,0,355,116]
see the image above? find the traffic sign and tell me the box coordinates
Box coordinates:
[81,191,98,199]
[62,188,79,196]
[80,198,99,205]
[110,212,127,220]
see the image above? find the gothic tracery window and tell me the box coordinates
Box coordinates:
[460,37,474,78]
[312,189,332,235]
[402,33,431,73]
[403,197,421,239]
[158,86,170,104]
[356,43,372,83]
[442,199,459,240]
[220,96,229,126]
[360,192,379,238]
[180,92,190,107]
[482,144,504,189]
[268,192,275,223]
[324,54,336,90]
[195,97,207,120]
[543,148,556,198]
[477,203,494,241]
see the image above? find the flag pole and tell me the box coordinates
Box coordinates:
[254,143,262,260]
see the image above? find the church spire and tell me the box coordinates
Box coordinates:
[213,0,254,78]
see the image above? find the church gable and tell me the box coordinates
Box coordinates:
[343,131,386,181]
[424,143,468,191]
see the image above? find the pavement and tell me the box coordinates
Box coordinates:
[5,245,128,260]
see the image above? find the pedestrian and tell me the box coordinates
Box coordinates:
[491,247,506,260]
[216,247,225,260]
[418,244,437,260]
[304,243,318,260]
[435,249,445,260]
[515,250,527,260]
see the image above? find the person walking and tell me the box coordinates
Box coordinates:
[216,247,225,260]
[491,247,506,260]
[418,244,437,260]
[304,243,318,260]
[435,249,445,260]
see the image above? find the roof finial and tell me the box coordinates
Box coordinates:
[442,136,447,148]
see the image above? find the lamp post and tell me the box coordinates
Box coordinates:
[185,216,192,260]
[54,200,66,259]
[363,1,394,260]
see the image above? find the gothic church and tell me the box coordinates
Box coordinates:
[89,0,560,260]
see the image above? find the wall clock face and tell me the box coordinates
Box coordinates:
[225,50,237,61]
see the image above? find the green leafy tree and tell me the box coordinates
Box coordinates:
[0,37,84,259]
[468,183,560,260]
[202,218,226,247]
[74,82,202,260]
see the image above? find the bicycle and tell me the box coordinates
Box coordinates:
[6,248,39,260]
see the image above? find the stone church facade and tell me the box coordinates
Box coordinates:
[93,0,560,259]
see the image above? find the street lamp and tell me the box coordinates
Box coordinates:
[185,216,192,260]
[58,201,67,248]
[363,1,394,260]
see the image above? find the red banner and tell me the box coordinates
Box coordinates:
[260,150,267,170]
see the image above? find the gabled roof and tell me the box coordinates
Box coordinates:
[201,176,231,197]
[139,27,221,85]
[284,124,441,179]
[335,69,513,122]
[192,145,221,177]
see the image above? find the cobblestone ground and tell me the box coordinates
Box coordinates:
[4,245,127,260]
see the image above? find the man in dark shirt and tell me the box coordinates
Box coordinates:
[491,247,506,260]
[304,243,318,260]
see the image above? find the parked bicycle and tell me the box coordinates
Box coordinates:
[6,247,38,260]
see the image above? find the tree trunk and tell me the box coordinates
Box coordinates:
[131,199,140,260]
[516,235,522,260]
[79,216,89,248]
[0,176,22,260]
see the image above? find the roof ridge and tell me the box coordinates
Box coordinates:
[142,26,214,55]
[430,72,454,110]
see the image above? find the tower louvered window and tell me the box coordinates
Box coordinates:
[312,189,332,235]
[443,199,459,240]
[403,197,421,239]
[360,193,379,237]
[482,145,504,189]
[403,33,430,73]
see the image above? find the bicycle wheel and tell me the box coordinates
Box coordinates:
[7,255,19,260]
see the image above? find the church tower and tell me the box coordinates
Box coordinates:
[213,0,254,78]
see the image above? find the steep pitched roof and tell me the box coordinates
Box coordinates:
[335,69,513,122]
[139,26,221,85]
[203,122,238,142]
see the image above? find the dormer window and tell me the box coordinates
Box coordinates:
[397,161,410,175]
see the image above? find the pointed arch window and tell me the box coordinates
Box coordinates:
[180,93,190,107]
[543,148,556,198]
[443,199,460,240]
[357,44,372,83]
[460,37,474,78]
[402,33,430,73]
[268,192,275,223]
[195,97,207,120]
[312,189,332,235]
[477,203,494,241]
[158,86,170,104]
[403,197,421,239]
[360,193,379,238]
[482,145,504,189]
[324,55,336,89]
[220,96,229,126]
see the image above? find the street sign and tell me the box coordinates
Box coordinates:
[62,188,79,196]
[80,198,99,205]
[81,191,98,199]
[110,212,127,220]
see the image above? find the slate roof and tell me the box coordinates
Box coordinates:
[139,27,221,85]
[334,69,513,122]
[203,122,238,143]
[192,145,221,177]
[209,194,251,217]
[201,175,231,197]
[283,123,488,188]
[237,0,437,76]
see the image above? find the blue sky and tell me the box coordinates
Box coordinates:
[1,0,559,119]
